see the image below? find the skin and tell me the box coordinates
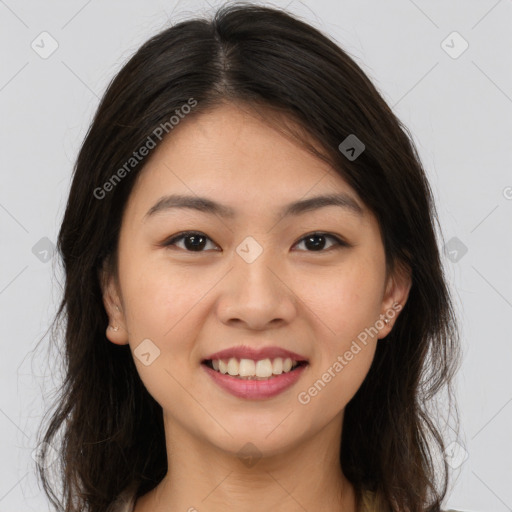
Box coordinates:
[101,102,411,512]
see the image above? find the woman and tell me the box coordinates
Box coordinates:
[36,3,462,511]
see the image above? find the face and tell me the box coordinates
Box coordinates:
[102,102,411,458]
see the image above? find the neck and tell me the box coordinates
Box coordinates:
[135,412,357,512]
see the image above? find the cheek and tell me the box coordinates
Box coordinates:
[299,304,378,418]
[119,260,206,411]
[298,257,384,340]
[117,252,212,402]
[295,256,383,405]
[119,248,209,338]
[302,345,375,421]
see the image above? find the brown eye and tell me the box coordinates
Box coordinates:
[163,231,348,253]
[164,231,218,252]
[293,232,348,252]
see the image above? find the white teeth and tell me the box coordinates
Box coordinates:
[272,357,283,375]
[209,356,300,378]
[255,359,273,378]
[218,359,228,374]
[227,357,239,376]
[238,358,256,377]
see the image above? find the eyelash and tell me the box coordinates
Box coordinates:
[162,230,349,253]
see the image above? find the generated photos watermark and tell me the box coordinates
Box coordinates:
[297,302,402,405]
[93,98,197,200]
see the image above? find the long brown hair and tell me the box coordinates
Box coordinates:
[36,3,461,511]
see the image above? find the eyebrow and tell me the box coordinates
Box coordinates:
[144,192,364,220]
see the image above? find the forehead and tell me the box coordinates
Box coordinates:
[128,103,368,221]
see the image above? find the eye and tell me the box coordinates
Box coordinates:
[163,231,348,253]
[293,232,348,252]
[163,231,218,252]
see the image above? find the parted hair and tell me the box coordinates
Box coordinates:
[36,3,461,511]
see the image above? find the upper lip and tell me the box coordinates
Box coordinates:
[203,345,309,363]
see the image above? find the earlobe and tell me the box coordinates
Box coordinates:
[378,261,412,340]
[106,322,129,345]
[99,266,129,345]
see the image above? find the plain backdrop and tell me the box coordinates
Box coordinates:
[0,0,511,510]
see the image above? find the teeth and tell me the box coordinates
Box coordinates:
[255,359,273,378]
[227,358,239,376]
[218,359,228,374]
[272,357,283,375]
[211,357,300,378]
[239,358,256,377]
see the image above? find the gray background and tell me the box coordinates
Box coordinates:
[1,0,511,510]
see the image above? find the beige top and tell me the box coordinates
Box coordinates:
[107,486,464,512]
[106,486,136,512]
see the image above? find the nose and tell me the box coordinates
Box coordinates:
[215,245,297,330]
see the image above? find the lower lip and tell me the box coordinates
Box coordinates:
[202,363,308,400]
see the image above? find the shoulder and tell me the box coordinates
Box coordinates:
[359,489,375,511]
[360,490,464,512]
[106,486,137,512]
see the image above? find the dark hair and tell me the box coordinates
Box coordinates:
[36,3,461,511]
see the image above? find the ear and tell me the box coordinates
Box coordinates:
[99,260,129,346]
[377,260,412,340]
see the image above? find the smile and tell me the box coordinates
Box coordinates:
[201,358,309,399]
[205,357,305,378]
